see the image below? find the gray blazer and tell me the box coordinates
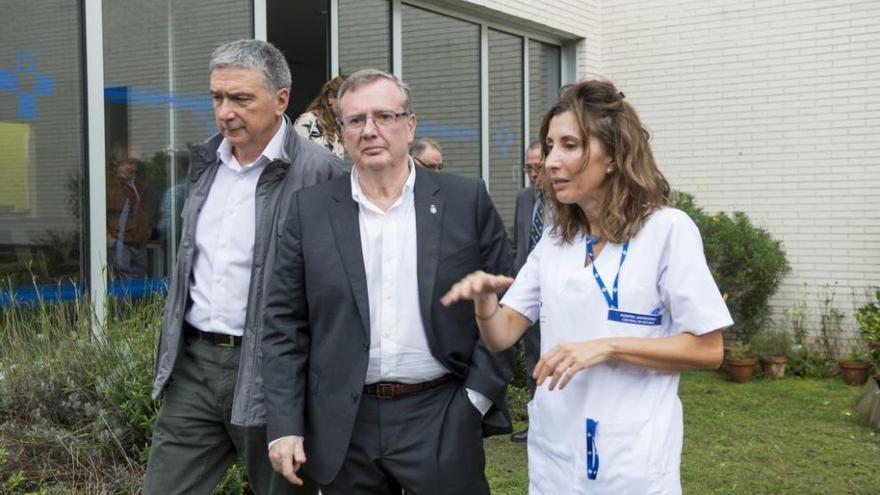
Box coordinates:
[262,166,515,485]
[151,118,346,428]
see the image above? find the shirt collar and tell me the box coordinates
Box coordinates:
[216,117,288,170]
[351,156,417,207]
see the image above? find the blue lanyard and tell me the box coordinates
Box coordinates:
[585,235,629,310]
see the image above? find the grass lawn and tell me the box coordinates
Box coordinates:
[485,371,880,494]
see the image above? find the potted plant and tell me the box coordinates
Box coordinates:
[752,329,792,379]
[839,340,871,386]
[725,342,756,383]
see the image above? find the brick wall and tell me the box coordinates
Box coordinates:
[461,0,880,342]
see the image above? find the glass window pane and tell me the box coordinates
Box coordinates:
[339,0,390,74]
[103,0,252,289]
[402,5,481,178]
[488,29,523,234]
[0,1,84,301]
[528,40,561,143]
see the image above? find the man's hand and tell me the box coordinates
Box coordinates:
[268,435,307,486]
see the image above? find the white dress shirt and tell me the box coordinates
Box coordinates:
[351,160,491,414]
[186,119,288,336]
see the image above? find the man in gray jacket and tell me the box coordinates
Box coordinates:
[145,39,343,495]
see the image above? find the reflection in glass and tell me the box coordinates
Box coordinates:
[529,40,561,143]
[402,5,481,178]
[488,29,524,235]
[339,0,390,74]
[0,0,84,303]
[102,0,252,288]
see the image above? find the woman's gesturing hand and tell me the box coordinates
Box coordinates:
[440,270,514,306]
[533,340,613,391]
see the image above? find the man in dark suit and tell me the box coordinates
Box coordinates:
[262,69,514,495]
[509,141,545,443]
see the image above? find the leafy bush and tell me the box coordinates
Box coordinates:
[727,342,753,360]
[752,329,793,359]
[855,288,880,367]
[671,192,790,343]
[0,293,254,493]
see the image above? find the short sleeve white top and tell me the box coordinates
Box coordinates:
[502,207,732,494]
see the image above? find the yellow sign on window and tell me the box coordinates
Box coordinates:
[0,122,31,212]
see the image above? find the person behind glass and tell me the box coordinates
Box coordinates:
[144,39,344,495]
[262,69,514,495]
[293,74,348,159]
[508,140,545,443]
[410,137,444,171]
[441,80,731,494]
[106,151,152,280]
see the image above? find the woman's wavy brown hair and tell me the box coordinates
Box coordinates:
[538,80,670,244]
[305,74,348,144]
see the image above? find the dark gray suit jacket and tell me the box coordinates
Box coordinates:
[513,186,538,274]
[262,166,515,485]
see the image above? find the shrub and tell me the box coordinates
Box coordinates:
[727,342,753,360]
[817,286,846,361]
[671,192,790,343]
[752,329,793,359]
[855,288,880,367]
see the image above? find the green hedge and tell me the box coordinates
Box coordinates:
[671,192,790,343]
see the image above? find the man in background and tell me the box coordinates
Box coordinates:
[509,141,545,443]
[410,137,444,171]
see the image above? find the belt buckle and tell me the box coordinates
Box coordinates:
[376,383,395,399]
[216,334,236,347]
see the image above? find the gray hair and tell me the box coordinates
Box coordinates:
[527,140,542,152]
[210,39,291,92]
[410,138,442,158]
[337,69,413,113]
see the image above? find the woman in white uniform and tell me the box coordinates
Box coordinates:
[441,80,732,494]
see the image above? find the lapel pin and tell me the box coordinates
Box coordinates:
[429,204,437,215]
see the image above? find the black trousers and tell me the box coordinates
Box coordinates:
[322,380,490,495]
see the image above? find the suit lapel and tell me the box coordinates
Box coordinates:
[414,168,443,338]
[329,178,372,340]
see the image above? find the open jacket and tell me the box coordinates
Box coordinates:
[151,118,345,427]
[262,167,515,484]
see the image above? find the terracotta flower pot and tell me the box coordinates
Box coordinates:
[839,361,870,386]
[761,355,787,380]
[726,357,756,383]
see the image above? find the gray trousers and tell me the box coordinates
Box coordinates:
[143,338,317,495]
[322,380,489,495]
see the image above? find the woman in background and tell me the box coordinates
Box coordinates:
[294,74,348,158]
[442,80,731,494]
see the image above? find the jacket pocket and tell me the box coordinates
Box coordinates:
[573,418,652,493]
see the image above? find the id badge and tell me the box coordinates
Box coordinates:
[607,309,662,326]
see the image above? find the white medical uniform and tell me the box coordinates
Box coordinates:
[502,208,732,495]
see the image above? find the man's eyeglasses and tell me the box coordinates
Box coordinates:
[522,163,544,173]
[338,111,410,131]
[414,156,444,171]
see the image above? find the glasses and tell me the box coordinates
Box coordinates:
[522,163,544,173]
[338,111,410,131]
[415,156,444,171]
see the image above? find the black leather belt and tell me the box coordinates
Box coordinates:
[183,321,242,347]
[363,374,454,399]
